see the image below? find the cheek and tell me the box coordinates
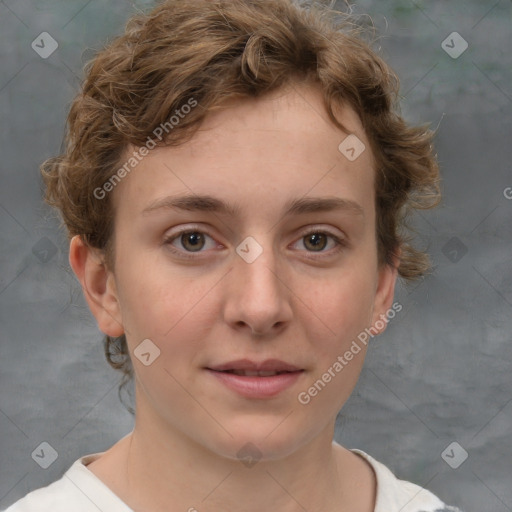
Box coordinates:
[294,277,374,414]
[299,272,376,354]
[115,256,219,357]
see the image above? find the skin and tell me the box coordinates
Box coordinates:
[70,81,399,512]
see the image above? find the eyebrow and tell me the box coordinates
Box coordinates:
[141,194,365,218]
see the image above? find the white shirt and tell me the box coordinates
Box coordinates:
[3,447,463,512]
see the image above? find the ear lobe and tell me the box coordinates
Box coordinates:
[369,248,401,336]
[69,235,124,337]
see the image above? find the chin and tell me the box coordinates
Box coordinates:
[201,419,308,464]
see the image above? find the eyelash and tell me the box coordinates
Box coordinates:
[163,226,347,260]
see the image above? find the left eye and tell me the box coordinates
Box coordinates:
[294,231,344,253]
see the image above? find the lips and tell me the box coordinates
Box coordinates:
[206,359,304,398]
[207,358,302,375]
[222,369,289,377]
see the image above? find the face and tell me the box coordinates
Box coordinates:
[99,82,397,461]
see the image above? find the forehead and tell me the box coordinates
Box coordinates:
[112,82,375,223]
[184,82,369,161]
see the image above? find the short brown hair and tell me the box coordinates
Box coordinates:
[41,0,441,409]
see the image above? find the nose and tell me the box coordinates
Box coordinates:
[222,240,293,338]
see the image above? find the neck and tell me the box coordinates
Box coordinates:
[124,429,344,512]
[92,384,376,512]
[116,406,350,512]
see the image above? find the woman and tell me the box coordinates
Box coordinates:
[4,1,463,510]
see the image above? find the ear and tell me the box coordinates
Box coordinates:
[369,247,401,336]
[69,235,124,337]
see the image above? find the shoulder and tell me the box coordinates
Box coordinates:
[2,453,133,512]
[3,474,81,512]
[349,448,464,512]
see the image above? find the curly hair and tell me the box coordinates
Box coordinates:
[41,0,441,412]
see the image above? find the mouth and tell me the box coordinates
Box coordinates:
[205,359,304,398]
[206,358,303,375]
[216,369,300,377]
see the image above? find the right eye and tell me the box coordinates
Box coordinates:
[163,227,221,258]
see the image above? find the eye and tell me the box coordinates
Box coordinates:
[292,229,347,258]
[163,226,347,260]
[164,228,219,258]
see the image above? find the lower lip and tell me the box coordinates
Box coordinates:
[206,369,303,398]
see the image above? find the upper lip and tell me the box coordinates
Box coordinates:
[207,359,302,372]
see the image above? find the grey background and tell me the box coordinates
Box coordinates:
[1,1,511,511]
